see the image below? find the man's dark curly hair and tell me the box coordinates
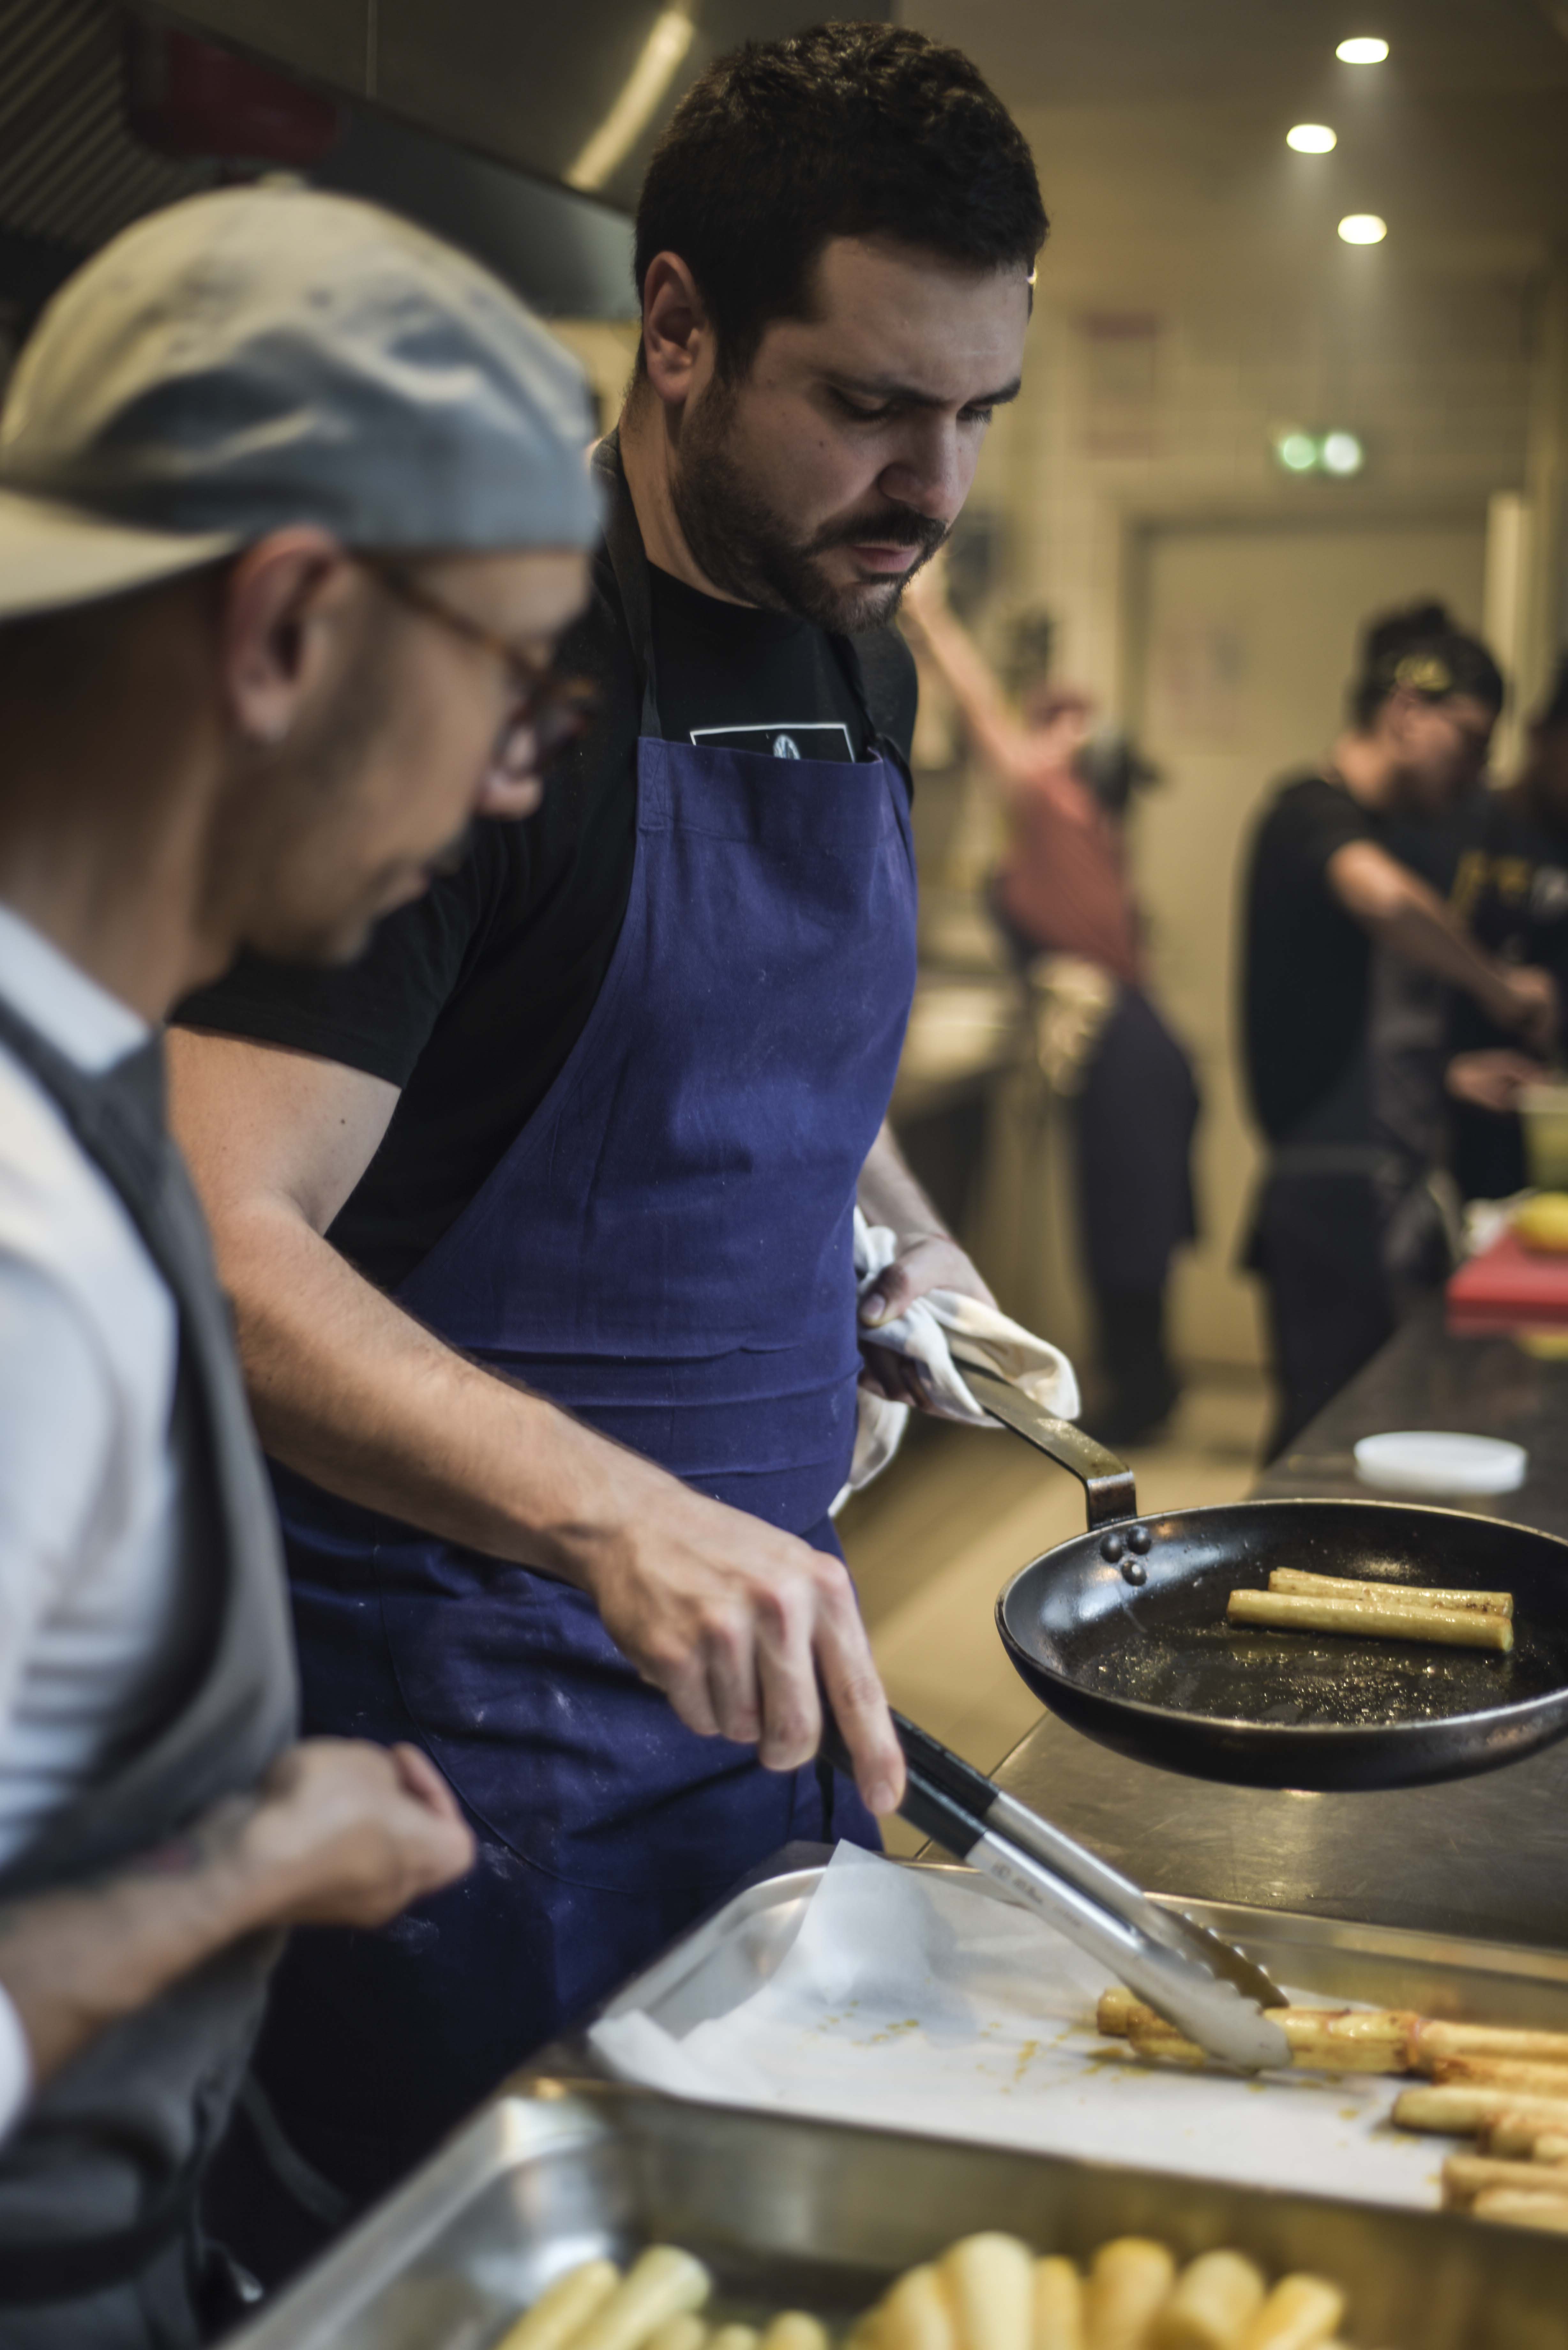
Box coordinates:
[1349,601,1504,730]
[634,22,1047,378]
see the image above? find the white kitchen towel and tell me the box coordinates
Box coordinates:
[839,1209,1079,1504]
[589,1844,1448,2214]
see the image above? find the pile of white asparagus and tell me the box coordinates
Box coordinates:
[1224,1571,1514,1655]
[850,2230,1355,2350]
[491,2248,829,2350]
[492,2233,1367,2350]
[1099,1986,1568,2232]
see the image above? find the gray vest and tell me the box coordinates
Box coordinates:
[0,999,298,2338]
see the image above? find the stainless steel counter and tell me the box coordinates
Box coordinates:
[992,1303,1568,1949]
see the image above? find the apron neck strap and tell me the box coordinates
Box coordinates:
[827,629,890,761]
[594,431,662,740]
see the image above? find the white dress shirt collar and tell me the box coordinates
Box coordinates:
[0,903,148,1074]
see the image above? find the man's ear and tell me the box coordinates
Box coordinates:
[219,527,357,747]
[640,251,714,410]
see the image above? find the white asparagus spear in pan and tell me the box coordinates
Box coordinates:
[647,2320,707,2350]
[494,2263,623,2350]
[1393,2083,1568,2134]
[1226,1588,1513,1652]
[759,2317,827,2350]
[1153,2250,1265,2349]
[1409,2018,1568,2070]
[1471,2187,1568,2231]
[877,2264,959,2350]
[1266,1569,1512,1618]
[1108,1995,1413,2073]
[1033,2258,1085,2350]
[1235,2276,1345,2350]
[1083,2238,1174,2350]
[940,2235,1035,2350]
[1442,2151,1568,2207]
[571,2248,712,2350]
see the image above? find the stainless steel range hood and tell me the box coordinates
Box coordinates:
[155,0,887,214]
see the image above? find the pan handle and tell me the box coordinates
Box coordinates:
[954,1359,1138,1528]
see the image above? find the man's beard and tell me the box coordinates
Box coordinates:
[671,386,947,634]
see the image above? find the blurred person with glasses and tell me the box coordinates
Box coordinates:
[0,183,600,2343]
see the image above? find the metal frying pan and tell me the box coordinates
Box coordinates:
[966,1363,1568,1792]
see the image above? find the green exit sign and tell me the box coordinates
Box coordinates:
[1274,429,1365,477]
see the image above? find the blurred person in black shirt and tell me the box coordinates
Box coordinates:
[1441,656,1568,1199]
[1241,603,1555,1456]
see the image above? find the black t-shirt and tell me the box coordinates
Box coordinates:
[1450,787,1568,989]
[1447,785,1568,1198]
[1241,773,1385,1146]
[177,540,917,1291]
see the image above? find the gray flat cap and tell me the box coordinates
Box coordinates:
[0,184,602,620]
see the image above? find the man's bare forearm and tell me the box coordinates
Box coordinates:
[0,1806,264,2090]
[856,1122,996,1337]
[169,1032,908,1809]
[220,1197,660,1579]
[908,595,1035,788]
[0,1742,475,2102]
[1328,843,1529,1027]
[1375,895,1523,1022]
[857,1119,951,1242]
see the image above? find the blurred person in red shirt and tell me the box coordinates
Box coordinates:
[905,567,1198,1443]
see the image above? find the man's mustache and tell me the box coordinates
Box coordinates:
[807,509,949,559]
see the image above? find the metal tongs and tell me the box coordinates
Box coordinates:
[875,1708,1290,2072]
[833,1346,1288,2062]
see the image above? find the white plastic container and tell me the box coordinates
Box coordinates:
[1353,1430,1528,1498]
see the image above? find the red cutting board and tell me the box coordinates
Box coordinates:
[1448,1226,1568,1329]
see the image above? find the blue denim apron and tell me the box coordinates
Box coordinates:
[250,451,920,2194]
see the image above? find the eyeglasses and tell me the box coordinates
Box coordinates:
[363,558,596,778]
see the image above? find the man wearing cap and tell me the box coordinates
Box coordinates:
[0,182,600,2342]
[170,21,1044,2216]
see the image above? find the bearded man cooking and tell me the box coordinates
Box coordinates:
[171,20,1047,2224]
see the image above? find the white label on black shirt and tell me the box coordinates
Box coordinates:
[689,720,856,762]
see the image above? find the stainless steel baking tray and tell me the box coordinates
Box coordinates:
[227,2079,1568,2350]
[579,1862,1568,2046]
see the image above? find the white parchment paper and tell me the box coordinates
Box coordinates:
[589,1845,1446,2211]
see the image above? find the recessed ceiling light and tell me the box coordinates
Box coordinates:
[1321,431,1365,475]
[1338,213,1387,244]
[1287,123,1337,153]
[1337,35,1389,63]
